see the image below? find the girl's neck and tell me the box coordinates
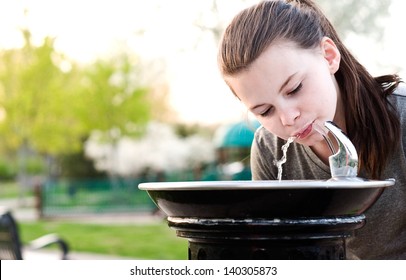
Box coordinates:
[310,140,336,165]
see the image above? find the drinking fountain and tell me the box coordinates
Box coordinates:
[139,121,394,259]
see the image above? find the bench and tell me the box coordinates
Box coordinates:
[0,208,69,260]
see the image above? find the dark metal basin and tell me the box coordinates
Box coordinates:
[138,179,394,219]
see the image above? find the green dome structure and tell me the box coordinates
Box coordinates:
[202,120,261,181]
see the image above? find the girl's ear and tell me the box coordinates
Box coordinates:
[321,37,341,74]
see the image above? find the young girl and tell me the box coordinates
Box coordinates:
[218,0,406,259]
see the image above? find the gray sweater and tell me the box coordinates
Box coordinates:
[251,84,406,259]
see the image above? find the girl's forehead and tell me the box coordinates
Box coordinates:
[250,42,304,71]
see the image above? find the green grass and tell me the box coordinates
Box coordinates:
[19,220,188,259]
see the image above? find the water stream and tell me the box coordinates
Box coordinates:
[274,136,296,181]
[274,123,336,181]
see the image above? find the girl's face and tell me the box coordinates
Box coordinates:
[225,38,344,148]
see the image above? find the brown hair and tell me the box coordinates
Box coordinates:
[218,0,401,179]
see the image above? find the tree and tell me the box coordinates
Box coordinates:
[77,53,151,142]
[0,28,153,155]
[0,29,87,155]
[0,29,88,200]
[0,28,156,201]
[75,53,152,182]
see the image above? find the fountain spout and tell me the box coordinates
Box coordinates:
[324,121,358,178]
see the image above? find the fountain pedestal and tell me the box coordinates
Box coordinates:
[169,215,365,260]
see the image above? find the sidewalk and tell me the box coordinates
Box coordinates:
[0,197,163,260]
[23,248,135,260]
[0,197,163,224]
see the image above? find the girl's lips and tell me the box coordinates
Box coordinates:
[296,123,313,139]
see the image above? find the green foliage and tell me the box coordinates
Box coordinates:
[174,123,216,138]
[24,156,46,175]
[0,29,151,158]
[0,157,17,180]
[19,221,188,259]
[58,151,106,178]
[77,53,150,140]
[0,31,82,154]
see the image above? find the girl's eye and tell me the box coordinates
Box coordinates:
[288,82,303,95]
[260,107,274,117]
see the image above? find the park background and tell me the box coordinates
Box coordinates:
[0,0,405,259]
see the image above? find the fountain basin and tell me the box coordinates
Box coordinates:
[139,179,394,219]
[139,179,394,259]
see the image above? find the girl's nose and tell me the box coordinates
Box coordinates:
[279,107,300,126]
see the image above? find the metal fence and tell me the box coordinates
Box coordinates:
[40,166,252,217]
[41,177,157,217]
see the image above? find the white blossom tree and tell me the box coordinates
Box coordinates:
[84,122,215,177]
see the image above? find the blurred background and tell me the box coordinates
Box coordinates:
[0,0,405,259]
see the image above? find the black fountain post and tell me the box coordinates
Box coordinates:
[169,215,365,260]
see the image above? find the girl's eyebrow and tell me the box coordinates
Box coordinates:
[279,72,298,93]
[250,103,265,111]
